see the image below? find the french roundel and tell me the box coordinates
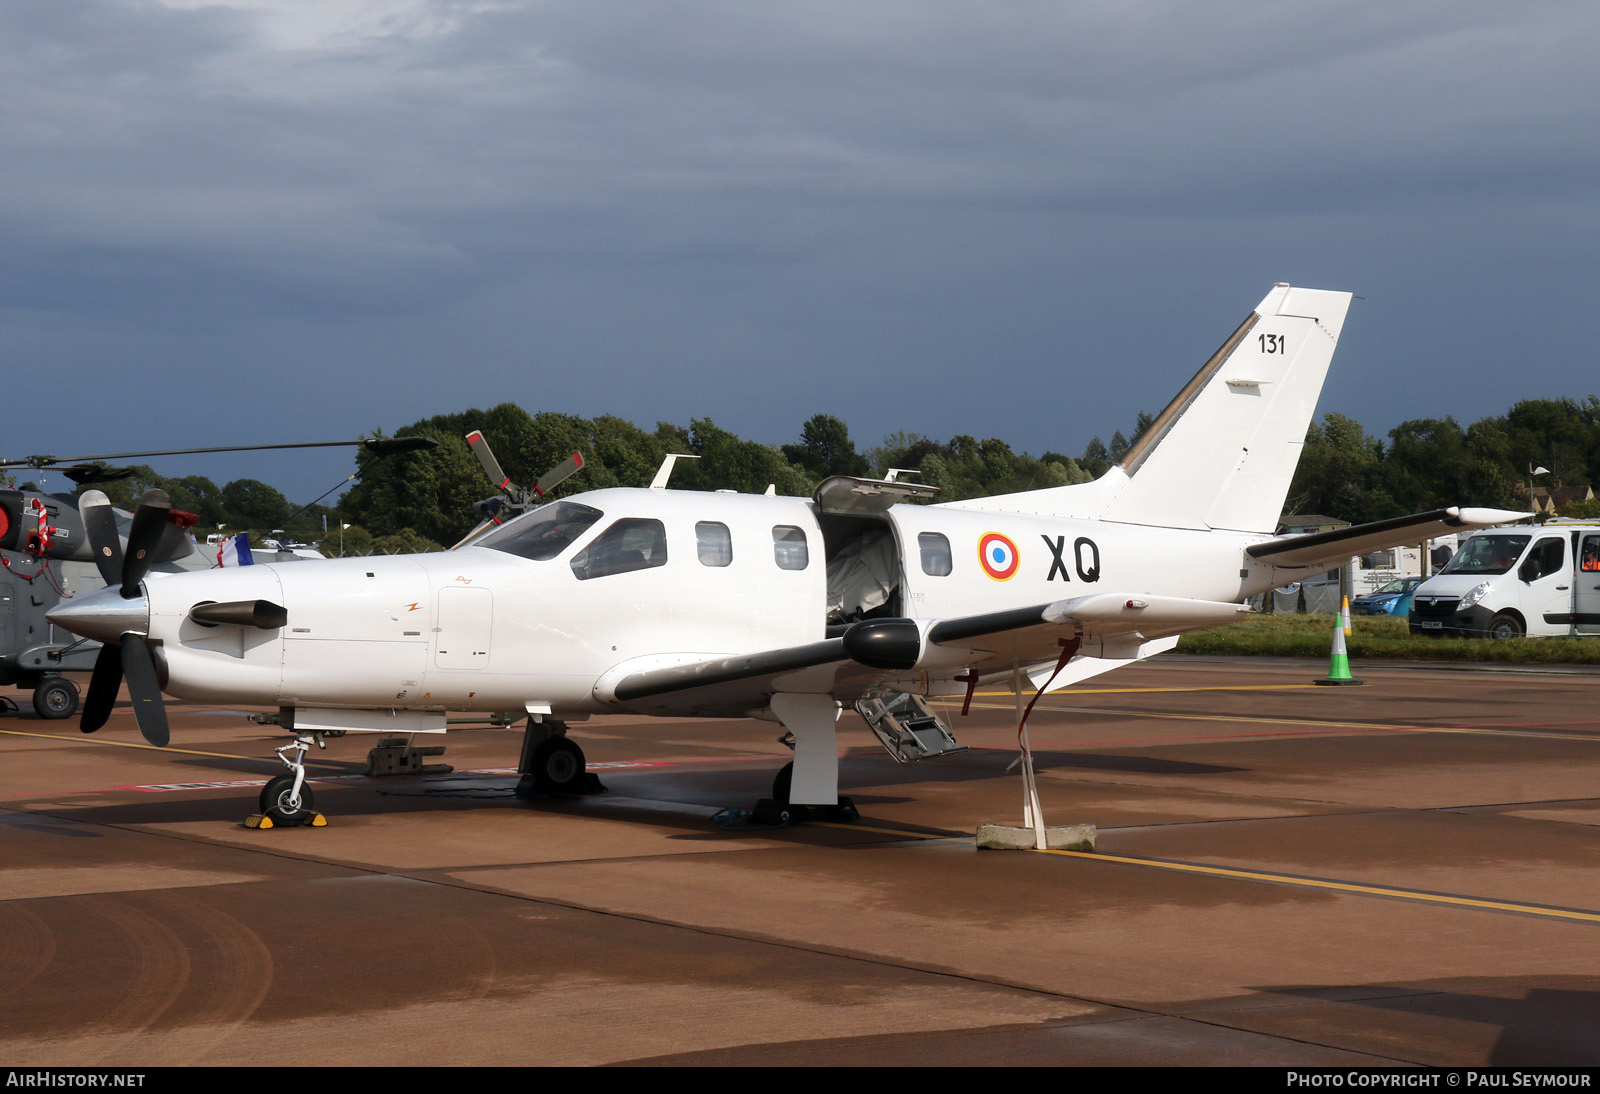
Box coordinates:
[977,532,1020,581]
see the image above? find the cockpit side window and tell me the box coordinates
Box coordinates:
[696,521,733,567]
[772,526,809,570]
[477,501,603,561]
[571,518,668,580]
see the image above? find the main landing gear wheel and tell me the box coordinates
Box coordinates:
[260,773,316,827]
[32,676,80,720]
[754,761,858,825]
[1487,612,1525,641]
[529,737,587,794]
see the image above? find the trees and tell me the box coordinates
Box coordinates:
[781,415,869,479]
[676,419,813,497]
[1284,413,1394,522]
[219,479,290,530]
[76,393,1595,548]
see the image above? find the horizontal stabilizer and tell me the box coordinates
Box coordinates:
[1247,507,1530,569]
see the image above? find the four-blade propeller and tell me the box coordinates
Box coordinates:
[76,489,174,747]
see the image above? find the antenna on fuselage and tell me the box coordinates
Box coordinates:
[650,453,700,490]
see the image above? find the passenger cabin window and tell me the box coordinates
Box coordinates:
[918,532,952,576]
[1521,538,1565,581]
[772,526,809,570]
[696,521,732,567]
[477,501,603,561]
[571,518,668,580]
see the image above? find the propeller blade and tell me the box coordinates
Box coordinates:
[465,431,515,493]
[121,489,171,598]
[80,643,124,734]
[188,599,288,629]
[120,634,169,747]
[533,452,584,497]
[78,490,125,587]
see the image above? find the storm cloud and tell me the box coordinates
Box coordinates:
[4,1,1597,499]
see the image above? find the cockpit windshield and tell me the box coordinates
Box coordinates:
[1439,534,1530,576]
[475,500,604,561]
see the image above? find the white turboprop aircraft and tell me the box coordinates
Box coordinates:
[49,284,1523,825]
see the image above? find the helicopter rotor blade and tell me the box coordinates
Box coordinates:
[465,431,515,493]
[533,452,585,498]
[1,437,440,471]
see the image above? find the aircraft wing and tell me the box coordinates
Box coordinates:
[599,593,1247,717]
[1247,507,1529,570]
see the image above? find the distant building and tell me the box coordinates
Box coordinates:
[1532,481,1595,514]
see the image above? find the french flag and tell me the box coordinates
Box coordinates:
[218,533,255,567]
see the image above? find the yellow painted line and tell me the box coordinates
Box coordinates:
[804,817,1600,924]
[0,726,281,764]
[1035,848,1600,924]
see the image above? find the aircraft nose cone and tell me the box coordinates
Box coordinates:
[46,586,150,643]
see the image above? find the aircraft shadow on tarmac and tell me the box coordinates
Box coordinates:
[23,723,1245,834]
[1260,981,1600,1066]
[838,745,1247,779]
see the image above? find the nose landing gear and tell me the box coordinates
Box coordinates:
[246,733,329,829]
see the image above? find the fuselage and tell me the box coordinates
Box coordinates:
[123,486,1279,717]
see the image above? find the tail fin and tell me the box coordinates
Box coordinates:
[942,284,1352,533]
[1103,284,1351,532]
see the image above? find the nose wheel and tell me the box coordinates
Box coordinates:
[260,773,317,826]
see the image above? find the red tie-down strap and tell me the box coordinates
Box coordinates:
[1016,636,1083,759]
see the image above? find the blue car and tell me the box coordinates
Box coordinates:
[1352,577,1424,617]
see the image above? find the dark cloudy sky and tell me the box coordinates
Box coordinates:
[5,1,1598,503]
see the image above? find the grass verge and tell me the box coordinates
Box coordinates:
[1174,613,1600,664]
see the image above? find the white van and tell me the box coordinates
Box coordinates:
[1409,520,1600,639]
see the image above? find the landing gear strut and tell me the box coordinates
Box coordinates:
[247,732,328,829]
[514,718,606,799]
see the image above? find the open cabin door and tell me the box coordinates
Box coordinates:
[812,476,969,763]
[812,475,937,636]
